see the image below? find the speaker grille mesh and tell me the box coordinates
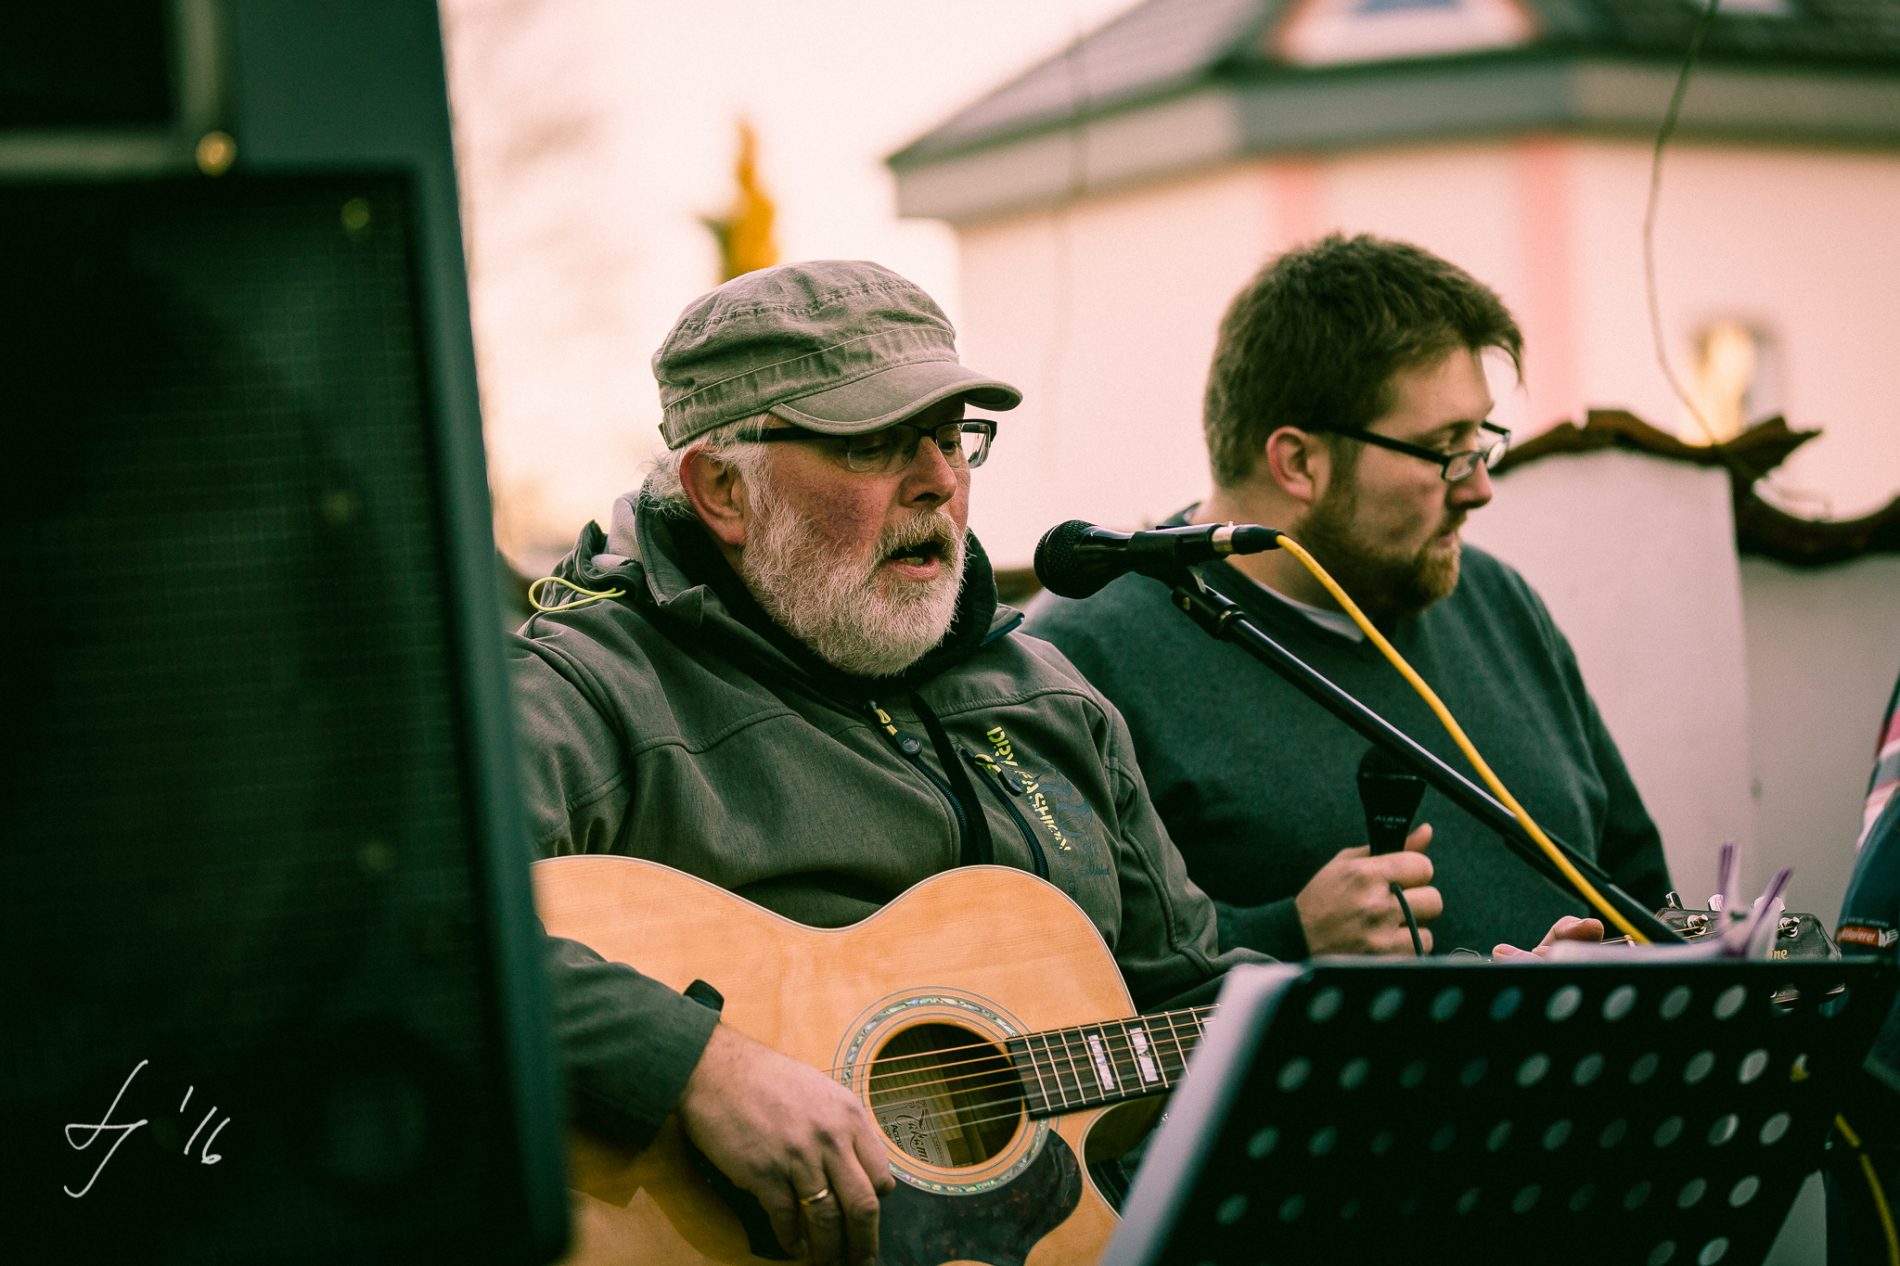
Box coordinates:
[4,175,527,1258]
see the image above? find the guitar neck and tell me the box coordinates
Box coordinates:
[1006,1005,1215,1118]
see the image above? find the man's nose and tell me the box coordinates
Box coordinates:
[1450,460,1494,510]
[902,436,959,503]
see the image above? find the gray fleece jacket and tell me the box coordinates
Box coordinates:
[509,492,1260,1145]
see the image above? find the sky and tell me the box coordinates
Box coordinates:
[441,0,1144,567]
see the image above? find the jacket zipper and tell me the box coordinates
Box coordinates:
[866,699,969,853]
[962,747,1050,881]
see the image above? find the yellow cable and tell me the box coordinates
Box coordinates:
[527,576,627,613]
[1273,533,1649,943]
[1836,1114,1900,1266]
[1269,534,1890,1253]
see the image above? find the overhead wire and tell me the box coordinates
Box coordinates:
[1641,0,1830,512]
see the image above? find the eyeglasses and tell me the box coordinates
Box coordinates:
[1315,421,1511,483]
[747,418,996,474]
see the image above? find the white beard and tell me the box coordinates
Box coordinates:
[738,477,967,677]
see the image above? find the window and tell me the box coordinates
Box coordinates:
[1687,320,1778,443]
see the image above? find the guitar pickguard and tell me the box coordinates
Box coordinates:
[880,1130,1083,1266]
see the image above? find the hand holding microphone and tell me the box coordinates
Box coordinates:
[1294,747,1438,957]
[1295,823,1439,957]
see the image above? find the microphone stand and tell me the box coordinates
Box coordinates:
[1161,567,1681,943]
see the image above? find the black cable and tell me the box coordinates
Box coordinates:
[1638,0,1822,509]
[1643,0,1722,444]
[1391,883,1425,957]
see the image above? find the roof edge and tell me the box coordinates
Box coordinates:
[890,56,1900,225]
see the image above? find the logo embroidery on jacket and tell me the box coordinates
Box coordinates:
[985,726,1075,852]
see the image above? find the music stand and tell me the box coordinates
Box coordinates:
[1105,957,1896,1266]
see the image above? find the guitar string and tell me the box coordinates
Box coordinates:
[843,1044,1185,1103]
[841,1025,1215,1136]
[848,1024,1199,1089]
[835,1005,1209,1077]
[845,1085,1158,1138]
[821,1005,1215,1085]
[828,1006,1214,1090]
[831,1040,1190,1124]
[821,1011,1216,1133]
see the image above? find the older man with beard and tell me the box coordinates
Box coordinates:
[509,260,1284,1266]
[1029,233,1672,964]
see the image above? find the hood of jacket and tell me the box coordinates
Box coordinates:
[547,489,1021,699]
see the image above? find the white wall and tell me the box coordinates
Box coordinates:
[1311,137,1591,439]
[950,135,1900,568]
[1741,552,1900,919]
[1566,139,1900,521]
[959,163,1277,562]
[1464,453,1756,900]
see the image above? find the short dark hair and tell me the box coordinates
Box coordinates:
[1202,233,1523,488]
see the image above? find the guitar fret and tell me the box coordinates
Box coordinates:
[1151,1012,1178,1089]
[1007,1036,1054,1117]
[1180,1009,1209,1074]
[1021,1033,1049,1114]
[1011,1006,1215,1119]
[1040,1030,1074,1111]
[1083,1028,1119,1096]
[1053,1027,1085,1107]
[1155,1008,1200,1086]
[1101,1020,1142,1100]
[1100,1022,1133,1101]
[1065,1027,1095,1104]
[1122,1019,1163,1090]
[1067,1031,1091,1103]
[1075,1028,1104,1100]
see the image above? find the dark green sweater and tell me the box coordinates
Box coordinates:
[1026,542,1672,956]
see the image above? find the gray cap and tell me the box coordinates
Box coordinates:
[652,259,1022,448]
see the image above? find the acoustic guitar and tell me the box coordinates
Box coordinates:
[532,855,1212,1266]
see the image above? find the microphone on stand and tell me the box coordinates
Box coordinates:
[1033,519,1282,599]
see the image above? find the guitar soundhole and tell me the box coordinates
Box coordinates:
[868,1022,1023,1169]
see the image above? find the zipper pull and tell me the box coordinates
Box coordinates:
[964,746,1026,795]
[869,699,926,757]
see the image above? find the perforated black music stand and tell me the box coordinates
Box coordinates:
[1104,958,1896,1266]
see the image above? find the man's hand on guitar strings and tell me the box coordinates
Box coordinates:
[1295,823,1441,956]
[677,1022,894,1266]
[1490,914,1606,961]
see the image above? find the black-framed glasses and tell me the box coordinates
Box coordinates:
[1314,421,1511,483]
[747,418,996,474]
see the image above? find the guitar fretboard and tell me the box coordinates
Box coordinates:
[1006,1006,1213,1118]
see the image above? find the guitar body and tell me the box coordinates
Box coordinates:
[533,856,1142,1266]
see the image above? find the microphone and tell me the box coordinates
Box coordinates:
[1033,519,1282,599]
[1357,745,1426,855]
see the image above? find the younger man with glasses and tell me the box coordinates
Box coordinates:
[1029,233,1672,961]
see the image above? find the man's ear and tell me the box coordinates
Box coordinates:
[680,445,751,548]
[1263,426,1330,508]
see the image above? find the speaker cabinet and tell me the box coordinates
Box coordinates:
[2,4,565,1261]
